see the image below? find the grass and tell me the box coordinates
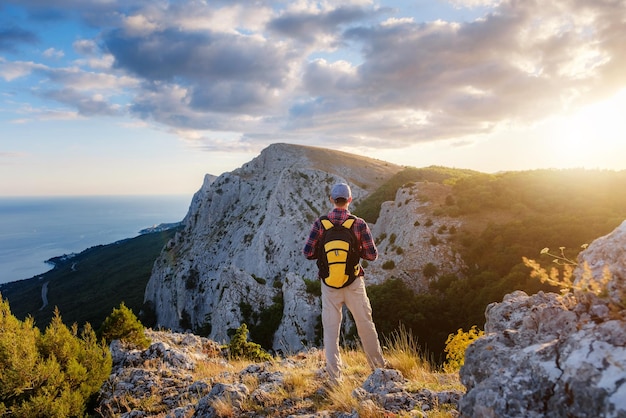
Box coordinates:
[171,331,463,417]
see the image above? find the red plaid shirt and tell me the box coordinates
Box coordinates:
[303,208,378,273]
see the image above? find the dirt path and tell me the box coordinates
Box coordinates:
[40,281,48,310]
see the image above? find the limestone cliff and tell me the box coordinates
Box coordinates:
[144,143,465,352]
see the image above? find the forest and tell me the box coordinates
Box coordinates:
[362,167,626,359]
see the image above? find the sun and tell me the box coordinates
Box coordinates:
[547,88,626,169]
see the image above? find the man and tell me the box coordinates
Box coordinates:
[303,182,386,383]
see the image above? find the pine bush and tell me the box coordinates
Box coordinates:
[0,295,111,417]
[98,302,151,349]
[228,324,272,362]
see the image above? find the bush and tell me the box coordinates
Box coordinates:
[423,263,438,278]
[0,296,111,417]
[98,302,151,349]
[304,278,321,296]
[443,325,484,372]
[382,260,395,270]
[228,324,272,362]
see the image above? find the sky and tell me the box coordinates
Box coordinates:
[1,0,626,196]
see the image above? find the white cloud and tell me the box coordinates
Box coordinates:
[122,14,160,36]
[4,0,626,152]
[446,0,502,9]
[42,48,65,59]
[0,58,41,81]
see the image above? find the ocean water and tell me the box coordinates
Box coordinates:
[0,195,191,284]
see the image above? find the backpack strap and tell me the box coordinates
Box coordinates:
[320,215,356,231]
[320,217,334,231]
[341,217,355,229]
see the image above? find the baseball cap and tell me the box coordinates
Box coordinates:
[331,183,352,200]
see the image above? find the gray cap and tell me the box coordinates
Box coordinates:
[331,183,352,200]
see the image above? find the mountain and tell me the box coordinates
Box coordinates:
[144,143,417,352]
[6,143,626,361]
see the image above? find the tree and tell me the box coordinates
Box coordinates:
[98,302,151,349]
[228,324,272,362]
[0,295,111,417]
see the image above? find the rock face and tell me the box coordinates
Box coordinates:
[368,181,465,292]
[144,143,467,353]
[459,220,626,418]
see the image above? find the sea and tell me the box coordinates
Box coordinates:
[0,195,191,285]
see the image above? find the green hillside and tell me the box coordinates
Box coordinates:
[0,228,180,330]
[366,168,626,359]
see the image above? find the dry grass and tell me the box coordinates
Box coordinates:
[210,393,236,418]
[128,331,463,417]
[382,325,463,394]
[192,345,460,416]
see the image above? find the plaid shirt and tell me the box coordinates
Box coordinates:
[302,208,378,270]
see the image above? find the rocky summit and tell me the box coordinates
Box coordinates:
[459,220,626,418]
[97,329,462,417]
[143,143,466,352]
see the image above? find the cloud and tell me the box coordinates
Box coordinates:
[3,0,626,152]
[42,47,64,59]
[267,4,375,44]
[0,58,46,81]
[0,25,38,52]
[290,0,626,146]
[41,88,120,116]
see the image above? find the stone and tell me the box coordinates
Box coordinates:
[459,221,626,418]
[97,330,461,416]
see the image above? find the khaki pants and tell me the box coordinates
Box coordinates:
[321,277,385,382]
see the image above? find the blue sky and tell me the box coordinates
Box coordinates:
[1,0,626,196]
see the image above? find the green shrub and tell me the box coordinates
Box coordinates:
[228,324,272,362]
[0,296,111,417]
[252,274,266,285]
[382,260,395,270]
[423,263,438,278]
[98,302,151,349]
[304,278,321,296]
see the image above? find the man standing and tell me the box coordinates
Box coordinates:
[303,182,386,383]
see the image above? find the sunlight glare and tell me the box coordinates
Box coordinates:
[547,89,626,168]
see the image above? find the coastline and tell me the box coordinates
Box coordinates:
[0,195,190,285]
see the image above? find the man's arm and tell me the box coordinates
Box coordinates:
[357,219,378,261]
[303,219,322,259]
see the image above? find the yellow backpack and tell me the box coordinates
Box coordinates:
[316,215,361,288]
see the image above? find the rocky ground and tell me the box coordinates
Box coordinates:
[460,220,626,418]
[95,330,462,417]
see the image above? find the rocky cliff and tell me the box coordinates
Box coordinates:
[144,143,466,352]
[459,220,626,417]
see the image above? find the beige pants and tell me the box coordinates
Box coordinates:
[321,277,385,381]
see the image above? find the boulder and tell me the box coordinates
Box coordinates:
[459,221,626,417]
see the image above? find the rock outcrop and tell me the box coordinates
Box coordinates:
[459,220,626,418]
[144,143,466,352]
[369,181,466,292]
[97,329,462,417]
